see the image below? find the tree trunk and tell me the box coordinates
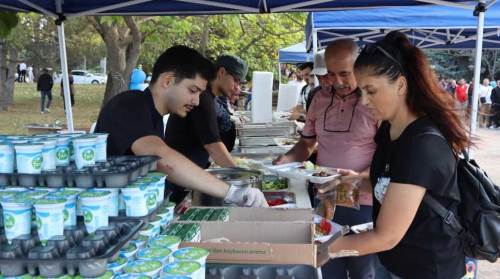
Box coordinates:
[198,16,210,56]
[0,39,16,111]
[90,16,142,107]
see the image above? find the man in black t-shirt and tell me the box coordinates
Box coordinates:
[95,46,267,207]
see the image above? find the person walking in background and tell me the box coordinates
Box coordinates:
[490,80,500,129]
[456,78,468,117]
[447,79,457,97]
[36,68,53,114]
[16,64,21,82]
[479,78,492,127]
[27,65,34,83]
[129,64,147,90]
[19,62,27,82]
[61,71,75,109]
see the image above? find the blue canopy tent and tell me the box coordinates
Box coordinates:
[0,0,482,132]
[279,42,313,64]
[305,1,497,153]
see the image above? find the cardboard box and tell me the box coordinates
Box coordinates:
[177,208,340,267]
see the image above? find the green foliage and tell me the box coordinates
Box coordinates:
[0,12,19,38]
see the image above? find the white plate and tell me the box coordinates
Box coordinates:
[266,163,341,184]
[350,222,374,234]
[313,214,342,243]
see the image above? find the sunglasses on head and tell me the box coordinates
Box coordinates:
[361,44,404,72]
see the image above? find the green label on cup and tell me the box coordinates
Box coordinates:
[57,149,69,160]
[63,209,69,222]
[4,214,15,228]
[84,211,93,223]
[32,155,43,170]
[147,195,156,208]
[82,149,95,161]
[36,216,42,229]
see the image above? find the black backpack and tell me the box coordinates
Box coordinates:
[422,132,500,262]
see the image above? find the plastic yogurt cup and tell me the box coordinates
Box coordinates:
[72,136,97,170]
[162,202,176,224]
[131,235,149,249]
[0,143,15,173]
[148,235,181,252]
[136,247,172,265]
[24,189,50,200]
[49,189,80,227]
[172,247,209,278]
[121,185,148,217]
[139,224,155,238]
[1,196,32,242]
[40,139,57,171]
[123,260,163,278]
[149,216,162,237]
[33,198,66,244]
[75,270,114,279]
[120,242,138,258]
[107,256,128,274]
[93,188,119,217]
[93,133,109,162]
[14,143,44,174]
[79,190,110,234]
[162,261,202,279]
[55,137,71,166]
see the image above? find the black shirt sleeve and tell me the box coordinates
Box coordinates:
[95,92,159,155]
[188,92,221,145]
[390,134,455,197]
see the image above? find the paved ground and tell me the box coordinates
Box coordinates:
[470,128,500,279]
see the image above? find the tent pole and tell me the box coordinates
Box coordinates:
[278,62,282,84]
[469,1,486,158]
[56,18,75,132]
[312,29,319,87]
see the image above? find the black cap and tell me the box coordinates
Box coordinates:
[215,55,248,83]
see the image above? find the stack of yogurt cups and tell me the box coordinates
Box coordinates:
[0,132,109,175]
[113,232,208,279]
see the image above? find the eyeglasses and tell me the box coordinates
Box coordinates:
[323,87,360,133]
[361,44,404,72]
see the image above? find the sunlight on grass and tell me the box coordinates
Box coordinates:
[0,83,105,135]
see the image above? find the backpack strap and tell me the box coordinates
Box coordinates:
[419,130,465,236]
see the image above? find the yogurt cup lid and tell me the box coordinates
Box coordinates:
[34,197,66,205]
[14,143,44,149]
[35,275,72,279]
[107,256,128,268]
[52,189,82,197]
[25,190,50,197]
[134,235,149,243]
[124,260,162,274]
[121,242,138,253]
[1,195,32,205]
[149,235,181,248]
[173,247,209,260]
[80,190,110,198]
[115,274,150,279]
[137,247,172,259]
[163,261,201,275]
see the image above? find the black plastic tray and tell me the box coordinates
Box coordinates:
[206,264,319,279]
[0,156,159,188]
[0,219,143,278]
[109,194,172,225]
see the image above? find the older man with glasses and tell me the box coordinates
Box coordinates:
[273,39,379,279]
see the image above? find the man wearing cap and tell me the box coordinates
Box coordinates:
[164,54,244,203]
[211,55,247,152]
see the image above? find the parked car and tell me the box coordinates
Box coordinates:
[54,70,107,85]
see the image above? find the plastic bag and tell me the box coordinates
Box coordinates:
[335,181,360,210]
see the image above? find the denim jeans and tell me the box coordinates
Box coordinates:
[40,90,52,112]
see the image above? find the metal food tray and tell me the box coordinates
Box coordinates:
[239,137,278,147]
[242,121,297,135]
[0,219,143,278]
[239,145,290,154]
[0,156,159,188]
[238,126,292,137]
[206,264,319,279]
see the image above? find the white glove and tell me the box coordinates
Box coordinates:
[224,185,269,207]
[230,115,242,126]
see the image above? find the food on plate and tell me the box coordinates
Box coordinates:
[336,182,360,210]
[303,161,315,171]
[317,199,336,220]
[261,176,288,191]
[315,218,333,236]
[267,198,287,207]
[312,171,330,177]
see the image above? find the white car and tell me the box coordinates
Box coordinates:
[55,70,107,85]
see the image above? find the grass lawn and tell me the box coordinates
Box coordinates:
[0,83,105,135]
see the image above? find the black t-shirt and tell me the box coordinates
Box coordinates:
[94,88,164,156]
[370,117,465,279]
[165,88,221,168]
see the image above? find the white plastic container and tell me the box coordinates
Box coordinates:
[33,198,66,244]
[1,196,32,242]
[40,139,57,171]
[79,190,110,234]
[172,247,209,279]
[93,133,109,162]
[55,137,71,166]
[94,187,119,217]
[136,247,172,265]
[72,136,97,170]
[163,261,202,279]
[121,185,148,217]
[49,189,81,227]
[14,144,44,174]
[0,143,15,173]
[123,260,163,278]
[149,216,162,237]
